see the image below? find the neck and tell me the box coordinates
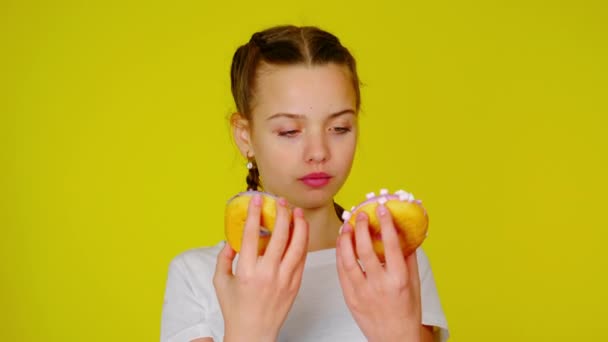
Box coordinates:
[302,202,343,252]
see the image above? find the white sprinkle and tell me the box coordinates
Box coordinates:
[366,192,375,199]
[380,188,389,195]
[399,193,409,201]
[395,189,407,195]
[408,193,416,201]
[350,206,355,211]
[378,196,388,205]
[341,210,352,221]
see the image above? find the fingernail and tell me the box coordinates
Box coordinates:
[294,207,303,218]
[377,204,388,216]
[357,212,366,221]
[341,223,352,234]
[252,194,262,206]
[278,197,287,207]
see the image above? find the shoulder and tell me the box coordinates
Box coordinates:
[169,242,224,272]
[162,243,224,341]
[165,242,225,297]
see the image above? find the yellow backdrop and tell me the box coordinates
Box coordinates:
[3,0,607,341]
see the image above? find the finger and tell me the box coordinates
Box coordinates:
[237,194,262,273]
[213,242,236,286]
[263,197,291,265]
[286,249,307,290]
[281,207,309,274]
[354,211,383,277]
[336,223,365,287]
[406,249,421,293]
[377,203,406,273]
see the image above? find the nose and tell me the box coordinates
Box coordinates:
[304,131,330,164]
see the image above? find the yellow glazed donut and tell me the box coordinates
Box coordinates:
[225,188,428,260]
[224,191,291,255]
[342,189,428,262]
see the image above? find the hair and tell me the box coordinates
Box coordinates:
[230,25,359,219]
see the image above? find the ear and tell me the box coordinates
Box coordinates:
[231,112,253,158]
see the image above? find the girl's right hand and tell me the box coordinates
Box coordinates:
[213,194,309,342]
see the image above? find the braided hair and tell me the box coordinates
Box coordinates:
[246,159,261,191]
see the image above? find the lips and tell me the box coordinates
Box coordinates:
[299,172,332,188]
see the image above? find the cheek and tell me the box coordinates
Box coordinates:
[333,134,357,160]
[259,150,296,169]
[253,138,298,171]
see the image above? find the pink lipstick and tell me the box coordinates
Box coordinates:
[299,172,332,188]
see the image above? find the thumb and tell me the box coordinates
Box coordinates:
[214,242,236,283]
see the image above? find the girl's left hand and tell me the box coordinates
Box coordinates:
[336,204,422,342]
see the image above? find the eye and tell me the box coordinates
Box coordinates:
[278,130,300,137]
[330,126,352,134]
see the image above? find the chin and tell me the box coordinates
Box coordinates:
[291,196,331,210]
[289,184,341,209]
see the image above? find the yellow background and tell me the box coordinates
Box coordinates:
[3,0,607,341]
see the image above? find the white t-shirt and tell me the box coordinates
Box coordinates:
[161,241,449,342]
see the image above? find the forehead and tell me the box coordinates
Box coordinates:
[252,63,357,121]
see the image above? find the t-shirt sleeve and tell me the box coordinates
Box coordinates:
[161,256,213,342]
[417,247,450,342]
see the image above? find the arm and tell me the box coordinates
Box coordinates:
[189,328,433,342]
[189,326,433,341]
[421,325,434,342]
[161,255,215,342]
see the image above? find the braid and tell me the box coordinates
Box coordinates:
[334,202,345,222]
[246,160,261,191]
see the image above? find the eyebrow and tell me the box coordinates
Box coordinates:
[266,109,356,121]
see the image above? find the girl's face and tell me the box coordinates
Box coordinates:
[234,63,358,209]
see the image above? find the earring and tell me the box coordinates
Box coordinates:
[246,150,254,170]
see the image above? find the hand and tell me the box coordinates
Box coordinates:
[336,204,422,342]
[213,195,309,342]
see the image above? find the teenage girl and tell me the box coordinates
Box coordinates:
[161,25,449,342]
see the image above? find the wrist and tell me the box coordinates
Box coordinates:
[224,327,277,342]
[367,327,421,342]
[224,335,276,342]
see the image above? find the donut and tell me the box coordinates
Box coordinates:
[224,188,428,260]
[224,191,291,255]
[342,189,428,262]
